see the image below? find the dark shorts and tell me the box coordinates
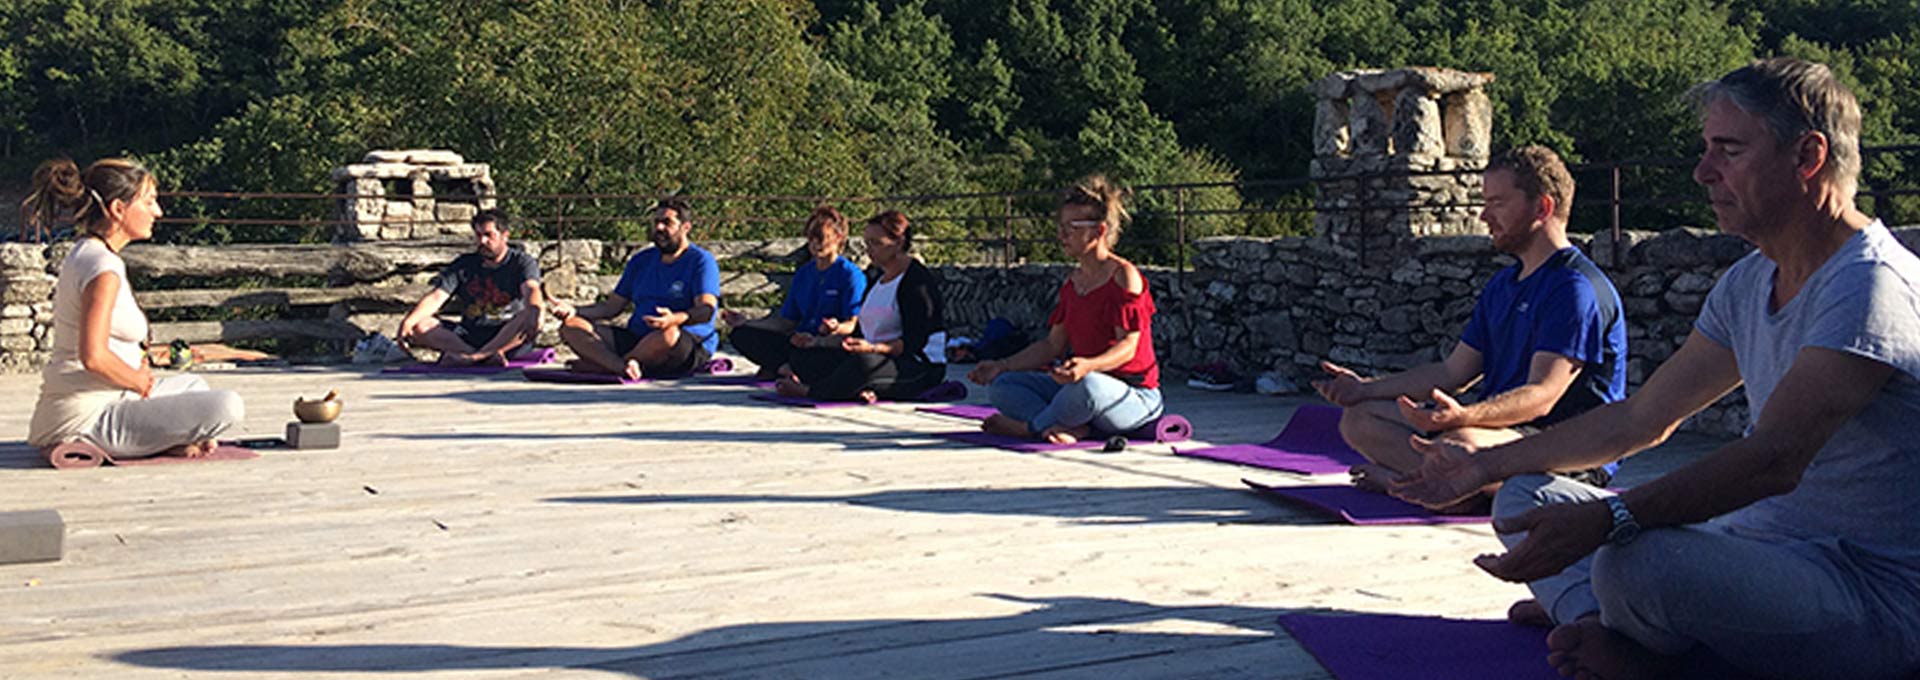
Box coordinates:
[607,326,711,378]
[453,322,505,349]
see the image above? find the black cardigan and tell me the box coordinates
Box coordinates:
[860,260,947,364]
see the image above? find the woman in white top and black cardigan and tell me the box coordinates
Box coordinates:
[777,210,947,403]
[24,158,245,459]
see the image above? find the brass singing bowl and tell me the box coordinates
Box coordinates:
[293,396,343,424]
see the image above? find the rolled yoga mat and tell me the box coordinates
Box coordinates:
[382,348,558,375]
[1174,404,1366,474]
[45,440,260,470]
[1241,479,1486,525]
[938,413,1194,452]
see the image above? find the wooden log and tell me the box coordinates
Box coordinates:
[135,284,430,311]
[121,242,471,282]
[151,319,368,343]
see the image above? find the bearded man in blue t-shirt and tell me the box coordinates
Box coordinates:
[552,198,721,380]
[1313,146,1627,509]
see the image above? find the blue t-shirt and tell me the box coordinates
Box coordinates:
[613,244,722,354]
[779,256,867,333]
[1461,247,1627,428]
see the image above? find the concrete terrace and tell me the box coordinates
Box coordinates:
[0,363,1722,679]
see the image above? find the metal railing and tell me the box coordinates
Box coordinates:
[17,145,1913,266]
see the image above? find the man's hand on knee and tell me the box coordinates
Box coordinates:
[1473,501,1611,583]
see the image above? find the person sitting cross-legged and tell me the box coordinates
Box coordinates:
[775,210,945,403]
[967,175,1163,445]
[396,209,545,366]
[1314,146,1625,509]
[1392,58,1920,680]
[550,197,720,380]
[725,204,866,380]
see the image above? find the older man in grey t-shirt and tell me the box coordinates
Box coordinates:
[1389,59,1920,679]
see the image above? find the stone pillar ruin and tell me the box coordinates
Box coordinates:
[331,150,496,242]
[1311,68,1495,266]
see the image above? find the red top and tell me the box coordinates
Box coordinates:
[1048,272,1159,389]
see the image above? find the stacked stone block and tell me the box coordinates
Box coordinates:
[332,150,496,242]
[1312,67,1495,267]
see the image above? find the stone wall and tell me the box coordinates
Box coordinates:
[0,244,56,372]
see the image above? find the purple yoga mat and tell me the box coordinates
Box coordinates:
[938,414,1193,452]
[749,381,970,408]
[704,375,777,387]
[916,404,1000,421]
[1279,613,1760,680]
[382,348,558,375]
[523,368,647,385]
[1243,480,1487,525]
[750,392,878,409]
[1278,613,1559,680]
[1175,404,1366,474]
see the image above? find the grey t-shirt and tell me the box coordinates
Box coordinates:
[1695,221,1920,568]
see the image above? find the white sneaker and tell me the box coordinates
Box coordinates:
[1256,371,1298,396]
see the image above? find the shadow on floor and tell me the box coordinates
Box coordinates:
[113,594,1322,679]
[547,484,1322,527]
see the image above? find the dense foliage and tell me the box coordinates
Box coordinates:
[3,0,1916,250]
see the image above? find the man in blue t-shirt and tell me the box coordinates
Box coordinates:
[552,198,721,379]
[1313,146,1627,505]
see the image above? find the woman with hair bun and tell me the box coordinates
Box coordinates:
[25,158,245,459]
[967,175,1162,444]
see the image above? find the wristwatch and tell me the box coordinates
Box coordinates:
[1603,496,1641,546]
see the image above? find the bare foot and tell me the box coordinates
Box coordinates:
[775,375,809,397]
[858,389,878,404]
[1508,599,1552,628]
[623,358,643,381]
[1432,492,1494,516]
[166,440,218,458]
[1040,424,1090,445]
[1546,617,1676,680]
[1349,463,1399,494]
[474,351,508,367]
[777,364,798,380]
[981,413,1033,439]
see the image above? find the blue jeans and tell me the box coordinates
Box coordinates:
[1495,474,1920,679]
[987,371,1163,435]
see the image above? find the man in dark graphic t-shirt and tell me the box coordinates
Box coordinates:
[397,209,545,366]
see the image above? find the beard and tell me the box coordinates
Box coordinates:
[651,230,680,250]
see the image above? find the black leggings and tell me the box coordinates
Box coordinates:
[729,324,795,375]
[788,348,944,401]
